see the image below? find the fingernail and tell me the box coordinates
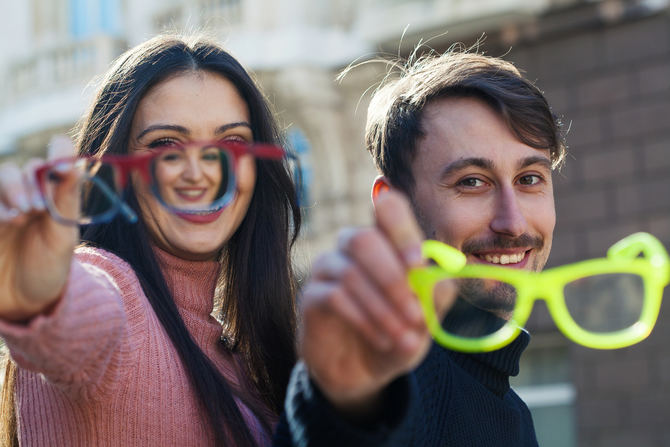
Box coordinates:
[404,245,423,268]
[53,160,74,174]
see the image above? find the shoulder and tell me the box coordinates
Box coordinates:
[75,245,134,278]
[74,245,144,298]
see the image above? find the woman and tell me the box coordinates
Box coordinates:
[0,34,300,446]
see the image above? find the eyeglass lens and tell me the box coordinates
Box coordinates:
[563,273,645,333]
[433,277,515,338]
[430,273,646,339]
[148,145,233,213]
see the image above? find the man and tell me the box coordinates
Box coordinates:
[277,50,566,446]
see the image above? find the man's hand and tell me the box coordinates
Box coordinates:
[299,190,456,420]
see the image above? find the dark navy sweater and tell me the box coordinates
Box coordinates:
[274,331,537,447]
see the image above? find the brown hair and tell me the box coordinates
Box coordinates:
[364,47,566,194]
[0,350,17,447]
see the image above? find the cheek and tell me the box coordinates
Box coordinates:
[236,155,256,192]
[438,206,488,246]
[133,178,169,231]
[154,166,180,196]
[204,165,222,184]
[528,196,556,237]
[412,188,474,243]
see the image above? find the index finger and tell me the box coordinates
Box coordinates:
[373,189,425,269]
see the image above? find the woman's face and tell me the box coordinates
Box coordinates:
[129,70,256,261]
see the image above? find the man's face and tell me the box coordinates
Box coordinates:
[410,97,555,317]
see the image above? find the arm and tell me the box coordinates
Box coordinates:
[0,136,78,321]
[0,254,128,395]
[0,137,128,396]
[275,360,417,447]
[278,191,456,445]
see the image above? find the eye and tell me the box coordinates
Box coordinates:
[201,149,222,162]
[518,174,542,186]
[157,150,184,162]
[457,177,486,188]
[148,138,180,149]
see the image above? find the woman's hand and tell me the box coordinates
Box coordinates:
[0,136,80,321]
[298,190,457,420]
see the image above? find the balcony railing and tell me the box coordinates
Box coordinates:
[1,35,125,108]
[153,0,243,34]
[353,0,553,43]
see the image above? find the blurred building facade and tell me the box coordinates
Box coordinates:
[1,0,670,445]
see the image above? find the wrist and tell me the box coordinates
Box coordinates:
[309,371,389,425]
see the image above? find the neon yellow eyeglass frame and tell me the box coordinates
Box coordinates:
[408,232,670,353]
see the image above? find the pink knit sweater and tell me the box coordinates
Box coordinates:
[0,246,273,446]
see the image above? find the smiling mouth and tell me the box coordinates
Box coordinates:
[175,188,208,202]
[473,250,530,266]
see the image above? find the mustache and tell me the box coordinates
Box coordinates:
[461,233,544,253]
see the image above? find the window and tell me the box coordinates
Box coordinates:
[69,0,123,39]
[510,333,577,447]
[287,127,314,227]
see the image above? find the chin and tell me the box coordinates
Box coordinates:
[173,240,224,261]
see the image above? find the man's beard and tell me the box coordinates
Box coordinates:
[458,233,546,319]
[458,277,517,318]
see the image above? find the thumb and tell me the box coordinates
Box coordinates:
[373,189,425,269]
[44,135,81,224]
[47,135,76,160]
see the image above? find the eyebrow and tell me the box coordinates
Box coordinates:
[518,155,552,171]
[135,122,252,141]
[440,157,494,179]
[440,155,552,180]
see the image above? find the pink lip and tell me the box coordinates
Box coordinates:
[468,249,531,269]
[175,208,225,224]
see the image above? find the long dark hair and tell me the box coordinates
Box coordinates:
[1,35,301,447]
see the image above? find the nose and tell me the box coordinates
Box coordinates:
[182,154,204,182]
[489,185,529,237]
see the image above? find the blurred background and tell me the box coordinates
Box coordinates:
[1,0,669,445]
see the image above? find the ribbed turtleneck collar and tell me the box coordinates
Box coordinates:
[152,246,221,317]
[150,245,232,365]
[449,330,530,398]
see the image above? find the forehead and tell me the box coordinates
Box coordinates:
[133,71,250,127]
[416,97,550,169]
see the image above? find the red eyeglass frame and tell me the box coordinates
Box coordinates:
[35,140,287,224]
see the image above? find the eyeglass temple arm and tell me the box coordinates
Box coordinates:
[89,176,138,223]
[247,144,285,159]
[607,232,670,278]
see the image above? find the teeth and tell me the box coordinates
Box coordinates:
[483,252,524,264]
[178,190,203,197]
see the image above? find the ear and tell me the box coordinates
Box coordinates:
[371,175,391,203]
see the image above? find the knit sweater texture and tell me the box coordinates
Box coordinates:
[0,246,272,446]
[276,331,537,447]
